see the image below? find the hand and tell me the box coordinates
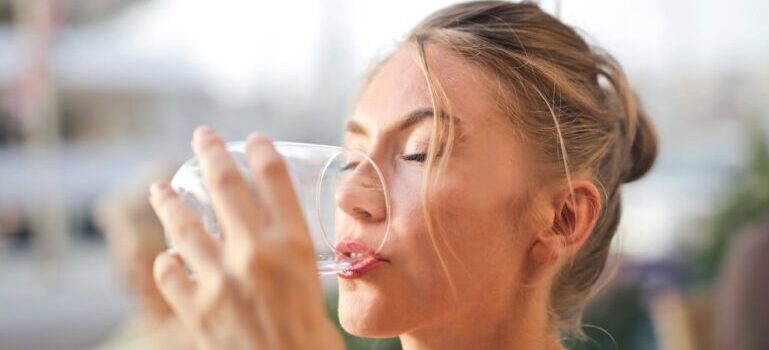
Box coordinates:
[149,126,345,350]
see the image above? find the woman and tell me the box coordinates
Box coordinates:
[148,1,657,349]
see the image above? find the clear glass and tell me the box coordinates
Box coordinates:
[169,141,391,274]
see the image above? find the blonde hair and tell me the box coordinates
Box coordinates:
[358,0,658,337]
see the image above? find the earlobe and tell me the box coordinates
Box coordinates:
[527,193,566,266]
[530,239,560,264]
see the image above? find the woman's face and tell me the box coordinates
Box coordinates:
[336,45,546,337]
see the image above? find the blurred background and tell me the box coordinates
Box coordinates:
[0,0,767,349]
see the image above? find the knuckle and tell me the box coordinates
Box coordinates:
[283,232,315,261]
[210,168,243,189]
[190,308,211,331]
[203,274,230,304]
[236,247,279,279]
[296,240,316,262]
[193,276,230,329]
[253,152,287,178]
[172,219,200,241]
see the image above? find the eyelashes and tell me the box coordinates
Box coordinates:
[401,153,427,162]
[341,152,429,171]
[340,162,360,171]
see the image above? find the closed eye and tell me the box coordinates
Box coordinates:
[401,153,427,162]
[341,162,360,171]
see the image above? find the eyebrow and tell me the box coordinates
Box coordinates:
[345,107,459,137]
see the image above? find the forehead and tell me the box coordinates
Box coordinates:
[351,45,500,133]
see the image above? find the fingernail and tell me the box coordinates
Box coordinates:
[194,125,214,140]
[150,181,171,196]
[246,132,273,146]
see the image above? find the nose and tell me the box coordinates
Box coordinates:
[334,159,387,223]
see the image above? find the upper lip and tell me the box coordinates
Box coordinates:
[334,239,388,263]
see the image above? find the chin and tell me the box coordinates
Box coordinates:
[338,288,405,338]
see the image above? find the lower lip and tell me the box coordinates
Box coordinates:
[337,257,386,279]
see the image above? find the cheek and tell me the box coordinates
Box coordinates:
[336,162,532,335]
[390,162,527,289]
[424,170,530,292]
[388,166,444,264]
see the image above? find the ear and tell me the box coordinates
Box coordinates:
[530,179,602,265]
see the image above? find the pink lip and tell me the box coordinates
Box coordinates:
[335,240,388,279]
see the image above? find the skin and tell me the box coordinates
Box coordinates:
[338,45,601,349]
[150,44,602,350]
[94,185,174,327]
[150,130,344,349]
[116,220,173,326]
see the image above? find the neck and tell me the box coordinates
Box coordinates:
[399,288,563,350]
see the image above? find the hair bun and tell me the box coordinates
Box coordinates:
[622,107,658,183]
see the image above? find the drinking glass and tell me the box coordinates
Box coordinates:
[169,141,391,274]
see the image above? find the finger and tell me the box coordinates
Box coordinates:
[245,134,315,258]
[192,126,261,246]
[245,134,305,231]
[153,250,196,320]
[150,181,221,279]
